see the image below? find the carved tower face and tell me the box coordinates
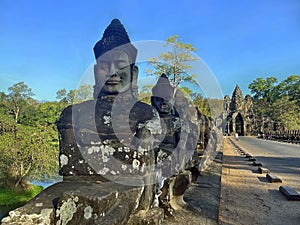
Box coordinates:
[230,85,244,111]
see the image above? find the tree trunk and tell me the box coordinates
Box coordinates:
[14,105,19,123]
[15,163,32,188]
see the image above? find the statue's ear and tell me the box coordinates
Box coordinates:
[132,65,138,82]
[131,65,139,99]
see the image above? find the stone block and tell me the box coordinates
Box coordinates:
[55,181,144,225]
[279,186,300,201]
[266,173,282,183]
[253,161,262,166]
[258,167,270,174]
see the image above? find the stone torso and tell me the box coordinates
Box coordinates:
[57,96,160,180]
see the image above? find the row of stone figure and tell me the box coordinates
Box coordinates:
[57,73,207,214]
[262,130,300,144]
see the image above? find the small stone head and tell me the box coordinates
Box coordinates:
[93,19,138,98]
[151,74,175,115]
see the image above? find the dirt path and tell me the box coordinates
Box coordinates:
[219,138,300,225]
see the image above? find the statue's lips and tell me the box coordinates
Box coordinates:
[106,79,121,85]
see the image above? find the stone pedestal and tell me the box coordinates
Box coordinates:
[1,177,146,225]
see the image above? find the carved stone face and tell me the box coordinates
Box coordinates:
[151,96,174,115]
[94,49,137,95]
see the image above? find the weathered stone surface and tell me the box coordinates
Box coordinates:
[54,181,143,225]
[1,178,143,225]
[252,161,262,166]
[266,173,282,183]
[279,186,300,201]
[258,167,270,174]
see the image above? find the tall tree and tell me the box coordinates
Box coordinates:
[146,35,199,88]
[7,82,35,122]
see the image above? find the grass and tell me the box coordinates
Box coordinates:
[0,184,43,206]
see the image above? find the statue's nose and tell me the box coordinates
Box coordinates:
[108,63,118,76]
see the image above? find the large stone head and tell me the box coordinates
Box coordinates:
[93,19,138,98]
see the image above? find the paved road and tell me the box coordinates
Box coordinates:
[219,137,300,225]
[237,136,300,192]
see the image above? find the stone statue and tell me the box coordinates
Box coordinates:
[56,19,161,212]
[151,74,199,214]
[151,74,180,215]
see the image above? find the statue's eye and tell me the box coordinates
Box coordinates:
[98,62,109,71]
[116,60,128,69]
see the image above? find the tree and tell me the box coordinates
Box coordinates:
[146,35,199,88]
[138,84,153,104]
[73,84,93,104]
[0,123,58,189]
[248,76,278,102]
[191,93,211,117]
[56,85,93,107]
[270,96,299,130]
[248,75,300,131]
[7,82,35,122]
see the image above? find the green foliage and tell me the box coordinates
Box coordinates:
[248,75,300,130]
[138,84,153,105]
[0,184,43,206]
[146,35,199,88]
[56,85,93,107]
[248,76,278,101]
[0,82,60,190]
[0,124,59,189]
[270,96,299,130]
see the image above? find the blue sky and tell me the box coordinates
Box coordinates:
[1,0,300,101]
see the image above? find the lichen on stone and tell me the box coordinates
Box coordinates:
[98,167,109,175]
[132,159,140,169]
[60,154,69,166]
[84,205,93,220]
[56,196,78,225]
[103,115,111,126]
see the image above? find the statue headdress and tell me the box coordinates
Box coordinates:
[93,19,137,65]
[152,74,175,99]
